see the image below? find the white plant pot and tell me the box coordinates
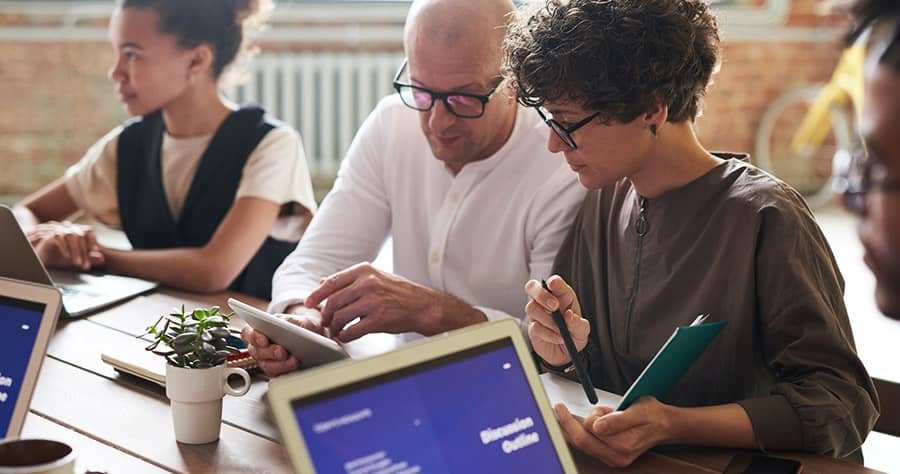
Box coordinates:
[165,363,251,444]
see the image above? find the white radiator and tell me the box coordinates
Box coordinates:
[226,52,405,177]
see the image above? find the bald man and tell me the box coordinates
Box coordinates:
[243,0,585,377]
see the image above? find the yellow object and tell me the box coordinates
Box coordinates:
[789,42,866,155]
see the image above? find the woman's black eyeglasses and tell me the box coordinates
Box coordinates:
[392,59,506,119]
[535,107,601,149]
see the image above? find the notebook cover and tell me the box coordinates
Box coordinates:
[616,320,727,410]
[101,346,257,387]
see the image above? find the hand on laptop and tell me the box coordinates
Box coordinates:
[305,262,487,342]
[525,275,591,366]
[241,305,324,377]
[27,221,105,271]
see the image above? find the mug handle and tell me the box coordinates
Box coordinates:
[223,367,251,397]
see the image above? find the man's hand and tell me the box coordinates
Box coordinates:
[524,275,590,366]
[27,221,104,271]
[240,305,324,377]
[305,262,486,342]
[555,397,674,468]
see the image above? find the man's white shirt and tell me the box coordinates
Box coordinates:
[270,95,586,335]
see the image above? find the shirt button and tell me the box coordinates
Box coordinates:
[449,192,460,202]
[431,252,440,264]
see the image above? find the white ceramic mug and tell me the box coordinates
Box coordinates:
[0,439,76,474]
[165,364,251,444]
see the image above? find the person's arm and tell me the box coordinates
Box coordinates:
[305,262,487,342]
[511,166,586,321]
[102,197,279,292]
[269,103,395,314]
[14,177,82,228]
[739,195,879,457]
[14,178,103,270]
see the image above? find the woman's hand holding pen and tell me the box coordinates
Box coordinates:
[524,275,591,366]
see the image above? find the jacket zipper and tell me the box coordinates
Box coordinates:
[624,197,647,352]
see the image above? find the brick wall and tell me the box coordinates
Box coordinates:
[0,0,847,197]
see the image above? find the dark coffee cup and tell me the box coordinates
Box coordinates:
[0,439,76,474]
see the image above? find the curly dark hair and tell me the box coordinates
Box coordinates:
[503,0,721,124]
[120,0,273,78]
[847,0,900,70]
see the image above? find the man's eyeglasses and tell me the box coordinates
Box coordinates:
[392,59,506,119]
[535,107,601,149]
[832,142,900,214]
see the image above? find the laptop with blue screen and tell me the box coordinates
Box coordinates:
[268,319,578,473]
[0,277,62,439]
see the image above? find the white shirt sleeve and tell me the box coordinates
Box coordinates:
[526,165,585,283]
[269,105,393,313]
[63,126,124,227]
[482,164,585,332]
[235,125,317,216]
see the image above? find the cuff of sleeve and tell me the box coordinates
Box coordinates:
[474,306,513,322]
[268,297,306,314]
[736,395,804,452]
[475,306,530,347]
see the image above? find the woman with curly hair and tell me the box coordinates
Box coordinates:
[505,0,879,466]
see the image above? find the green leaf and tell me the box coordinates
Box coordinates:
[172,333,195,347]
[214,349,231,358]
[209,328,230,339]
[200,342,216,356]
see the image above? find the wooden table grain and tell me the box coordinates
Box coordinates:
[24,289,883,474]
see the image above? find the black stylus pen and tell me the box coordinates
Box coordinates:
[541,279,598,404]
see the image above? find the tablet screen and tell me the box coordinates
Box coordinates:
[290,338,565,473]
[0,296,46,436]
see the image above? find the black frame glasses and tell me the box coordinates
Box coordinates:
[832,143,900,214]
[392,58,506,119]
[535,107,601,149]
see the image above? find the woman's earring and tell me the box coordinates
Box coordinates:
[650,124,658,137]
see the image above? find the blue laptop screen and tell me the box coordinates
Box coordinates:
[0,296,45,436]
[290,338,565,474]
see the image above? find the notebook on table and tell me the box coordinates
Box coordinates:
[0,205,158,317]
[268,319,579,473]
[0,277,63,439]
[101,342,257,387]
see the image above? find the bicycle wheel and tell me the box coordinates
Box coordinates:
[754,85,854,210]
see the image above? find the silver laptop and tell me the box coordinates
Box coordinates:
[0,206,157,317]
[0,277,63,439]
[268,319,578,473]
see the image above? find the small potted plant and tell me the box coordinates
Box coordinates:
[143,306,252,444]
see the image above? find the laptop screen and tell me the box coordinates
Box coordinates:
[0,296,46,436]
[290,338,565,473]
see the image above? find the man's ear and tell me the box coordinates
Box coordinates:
[187,44,215,79]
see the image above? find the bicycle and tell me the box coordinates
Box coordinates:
[753,29,867,210]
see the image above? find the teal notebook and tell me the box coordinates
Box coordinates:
[616,314,727,411]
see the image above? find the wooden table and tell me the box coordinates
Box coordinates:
[21,289,883,473]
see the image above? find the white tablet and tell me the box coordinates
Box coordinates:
[227,298,348,368]
[0,277,63,439]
